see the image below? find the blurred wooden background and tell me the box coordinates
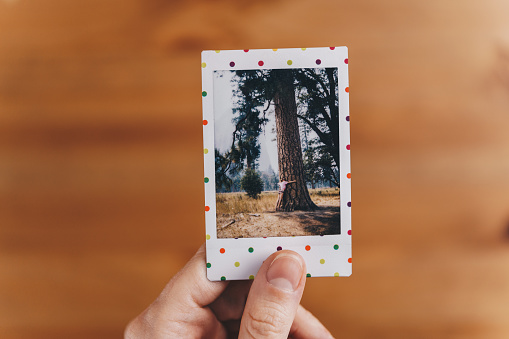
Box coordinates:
[2,0,509,338]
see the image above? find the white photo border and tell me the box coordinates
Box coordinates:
[202,47,351,281]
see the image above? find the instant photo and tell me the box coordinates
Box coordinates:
[202,47,351,281]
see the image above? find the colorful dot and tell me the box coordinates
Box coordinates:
[215,50,220,53]
[287,60,292,66]
[334,272,339,277]
[277,246,282,251]
[320,259,325,264]
[301,48,306,51]
[205,206,210,212]
[249,275,255,280]
[347,201,351,207]
[204,148,209,154]
[330,47,336,50]
[345,87,349,93]
[229,61,235,67]
[244,49,249,52]
[202,91,207,97]
[234,262,240,267]
[206,262,211,268]
[346,116,350,121]
[248,247,254,253]
[206,234,211,240]
[333,244,339,250]
[204,177,209,183]
[221,276,226,281]
[263,237,267,239]
[346,144,350,150]
[315,59,321,65]
[201,62,207,68]
[305,245,311,251]
[347,173,351,179]
[258,60,264,66]
[306,273,311,277]
[272,49,278,51]
[203,120,208,125]
[348,258,352,263]
[220,248,225,254]
[348,230,352,235]
[344,58,348,64]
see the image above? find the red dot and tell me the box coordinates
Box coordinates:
[344,58,348,64]
[347,173,351,179]
[305,245,311,251]
[205,206,210,211]
[244,49,249,52]
[345,87,349,93]
[258,60,264,66]
[348,258,352,263]
[203,120,208,125]
[229,61,235,67]
[346,144,350,150]
[348,230,352,235]
[220,248,225,254]
[330,47,335,50]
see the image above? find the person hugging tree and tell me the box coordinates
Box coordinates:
[275,179,296,211]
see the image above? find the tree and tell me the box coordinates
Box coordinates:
[240,169,264,199]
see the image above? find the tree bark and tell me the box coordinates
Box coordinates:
[273,70,317,211]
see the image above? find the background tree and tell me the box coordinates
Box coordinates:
[240,169,264,199]
[216,68,339,210]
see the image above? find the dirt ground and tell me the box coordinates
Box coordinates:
[217,195,340,238]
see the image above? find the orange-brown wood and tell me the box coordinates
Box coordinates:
[2,0,509,338]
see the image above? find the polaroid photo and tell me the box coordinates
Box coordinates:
[201,47,351,281]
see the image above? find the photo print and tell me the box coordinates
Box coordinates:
[202,47,351,281]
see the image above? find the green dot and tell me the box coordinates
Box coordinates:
[333,244,339,250]
[248,247,254,253]
[202,91,207,97]
[320,259,325,264]
[249,275,255,280]
[301,48,307,51]
[334,272,339,277]
[287,60,293,65]
[201,62,207,68]
[221,276,226,281]
[204,177,209,183]
[306,273,311,278]
[215,50,220,53]
[206,234,210,240]
[234,262,240,267]
[206,263,211,268]
[204,148,209,154]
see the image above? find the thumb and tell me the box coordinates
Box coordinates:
[239,250,306,338]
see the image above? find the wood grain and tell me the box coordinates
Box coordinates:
[2,0,509,338]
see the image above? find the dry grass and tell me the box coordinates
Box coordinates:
[216,187,339,216]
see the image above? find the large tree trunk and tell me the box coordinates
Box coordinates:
[273,70,317,212]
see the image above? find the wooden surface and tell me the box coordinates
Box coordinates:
[2,0,509,338]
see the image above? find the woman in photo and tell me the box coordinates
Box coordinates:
[275,179,296,211]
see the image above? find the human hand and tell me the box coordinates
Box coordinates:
[125,243,334,338]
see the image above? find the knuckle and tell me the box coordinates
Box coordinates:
[245,302,288,338]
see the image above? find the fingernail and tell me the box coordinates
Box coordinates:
[266,253,303,291]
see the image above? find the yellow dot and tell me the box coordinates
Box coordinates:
[234,262,240,267]
[334,272,339,277]
[249,275,255,280]
[287,60,292,65]
[206,234,210,240]
[320,259,325,264]
[204,148,209,154]
[301,48,306,51]
[201,62,207,68]
[272,49,278,51]
[215,50,220,53]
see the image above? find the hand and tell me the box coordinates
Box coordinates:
[125,243,333,338]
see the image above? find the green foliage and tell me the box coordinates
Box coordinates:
[240,169,264,199]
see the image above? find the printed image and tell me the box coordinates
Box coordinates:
[214,68,340,238]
